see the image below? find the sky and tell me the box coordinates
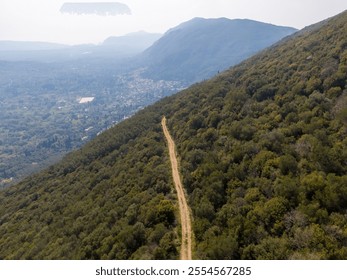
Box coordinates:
[0,0,346,45]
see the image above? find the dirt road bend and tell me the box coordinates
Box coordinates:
[161,116,192,260]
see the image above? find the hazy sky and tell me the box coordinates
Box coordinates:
[1,0,346,45]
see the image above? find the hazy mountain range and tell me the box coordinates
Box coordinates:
[0,31,162,62]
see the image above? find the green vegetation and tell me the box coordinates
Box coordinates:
[0,11,347,259]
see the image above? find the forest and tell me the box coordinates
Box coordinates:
[0,11,346,259]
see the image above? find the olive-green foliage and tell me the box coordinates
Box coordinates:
[0,109,178,259]
[168,11,347,259]
[1,11,347,259]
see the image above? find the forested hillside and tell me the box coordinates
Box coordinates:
[0,109,179,259]
[0,10,346,259]
[167,11,347,259]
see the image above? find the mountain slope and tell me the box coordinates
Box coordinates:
[139,17,297,82]
[1,11,347,259]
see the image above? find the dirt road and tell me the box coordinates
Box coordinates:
[161,116,192,260]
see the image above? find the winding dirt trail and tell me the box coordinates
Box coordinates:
[161,116,192,260]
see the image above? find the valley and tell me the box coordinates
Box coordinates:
[0,17,296,186]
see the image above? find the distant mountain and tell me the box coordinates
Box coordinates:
[101,31,162,55]
[139,17,297,82]
[0,41,68,51]
[0,32,161,62]
[0,18,296,71]
[1,10,346,260]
